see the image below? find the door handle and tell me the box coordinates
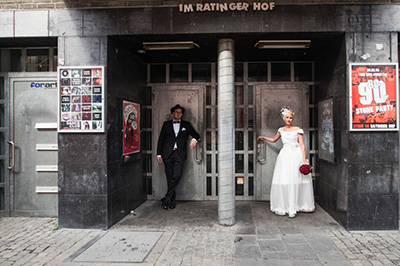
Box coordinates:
[193,142,203,164]
[257,140,266,164]
[8,141,15,170]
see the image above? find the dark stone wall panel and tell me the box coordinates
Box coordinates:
[58,194,107,229]
[60,36,108,66]
[105,37,147,227]
[347,194,399,230]
[108,188,127,227]
[372,5,400,32]
[83,9,119,37]
[348,133,398,162]
[337,5,372,32]
[346,33,393,63]
[316,161,348,228]
[107,161,123,193]
[152,8,172,34]
[58,134,107,164]
[316,182,347,228]
[107,131,123,164]
[42,5,400,37]
[314,34,351,228]
[118,9,153,34]
[2,1,400,11]
[348,163,398,195]
[58,163,107,195]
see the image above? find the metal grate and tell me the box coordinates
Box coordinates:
[70,231,164,263]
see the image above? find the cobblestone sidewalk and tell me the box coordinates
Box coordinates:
[1,201,400,265]
[327,228,400,266]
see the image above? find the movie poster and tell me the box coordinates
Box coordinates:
[58,66,105,132]
[122,101,140,155]
[349,63,399,131]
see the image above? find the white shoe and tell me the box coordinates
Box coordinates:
[288,213,296,218]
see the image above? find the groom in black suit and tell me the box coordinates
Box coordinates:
[157,104,200,210]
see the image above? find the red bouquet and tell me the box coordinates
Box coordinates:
[299,164,312,175]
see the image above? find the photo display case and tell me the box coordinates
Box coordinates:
[58,66,105,133]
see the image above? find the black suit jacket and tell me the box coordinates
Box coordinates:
[157,120,200,160]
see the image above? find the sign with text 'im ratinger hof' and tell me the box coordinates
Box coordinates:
[58,66,105,133]
[349,63,399,131]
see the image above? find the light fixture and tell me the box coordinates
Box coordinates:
[143,41,200,50]
[255,40,311,49]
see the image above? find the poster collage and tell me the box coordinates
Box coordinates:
[350,63,398,131]
[58,66,105,132]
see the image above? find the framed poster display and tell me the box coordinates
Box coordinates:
[122,101,140,155]
[318,98,335,163]
[349,63,398,131]
[58,66,105,132]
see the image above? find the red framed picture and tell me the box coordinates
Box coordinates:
[122,100,140,155]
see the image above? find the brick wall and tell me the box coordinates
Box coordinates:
[0,0,399,10]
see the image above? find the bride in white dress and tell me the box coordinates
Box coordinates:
[257,107,315,218]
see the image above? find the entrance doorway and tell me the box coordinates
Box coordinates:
[144,62,316,202]
[255,84,310,201]
[152,84,205,200]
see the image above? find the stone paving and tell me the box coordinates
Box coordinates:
[326,228,400,266]
[0,201,399,265]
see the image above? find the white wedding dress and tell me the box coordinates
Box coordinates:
[269,128,315,217]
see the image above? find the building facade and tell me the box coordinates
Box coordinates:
[0,0,399,230]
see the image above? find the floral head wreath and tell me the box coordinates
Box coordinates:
[280,107,295,118]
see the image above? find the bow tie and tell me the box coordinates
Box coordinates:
[173,121,180,124]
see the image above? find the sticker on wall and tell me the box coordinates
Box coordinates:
[58,66,105,133]
[349,63,399,131]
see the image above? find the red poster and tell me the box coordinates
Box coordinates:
[349,63,398,131]
[123,101,140,155]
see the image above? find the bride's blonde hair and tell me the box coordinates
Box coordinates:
[280,107,295,118]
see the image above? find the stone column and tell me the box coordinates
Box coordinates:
[217,39,235,226]
[344,32,399,230]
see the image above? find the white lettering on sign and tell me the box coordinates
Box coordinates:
[179,2,275,13]
[358,80,389,105]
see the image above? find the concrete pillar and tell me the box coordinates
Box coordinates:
[217,39,235,226]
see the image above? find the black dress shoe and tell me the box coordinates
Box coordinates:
[169,203,176,209]
[163,205,169,210]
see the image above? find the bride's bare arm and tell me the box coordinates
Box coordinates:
[257,130,281,143]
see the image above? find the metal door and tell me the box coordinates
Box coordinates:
[9,73,58,216]
[152,84,204,200]
[255,84,309,201]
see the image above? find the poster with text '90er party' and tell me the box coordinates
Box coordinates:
[349,63,399,131]
[58,66,105,132]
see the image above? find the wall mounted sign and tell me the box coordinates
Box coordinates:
[318,98,335,163]
[349,63,398,131]
[122,100,141,155]
[58,66,105,133]
[179,1,275,13]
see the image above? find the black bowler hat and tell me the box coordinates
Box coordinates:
[171,104,185,114]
